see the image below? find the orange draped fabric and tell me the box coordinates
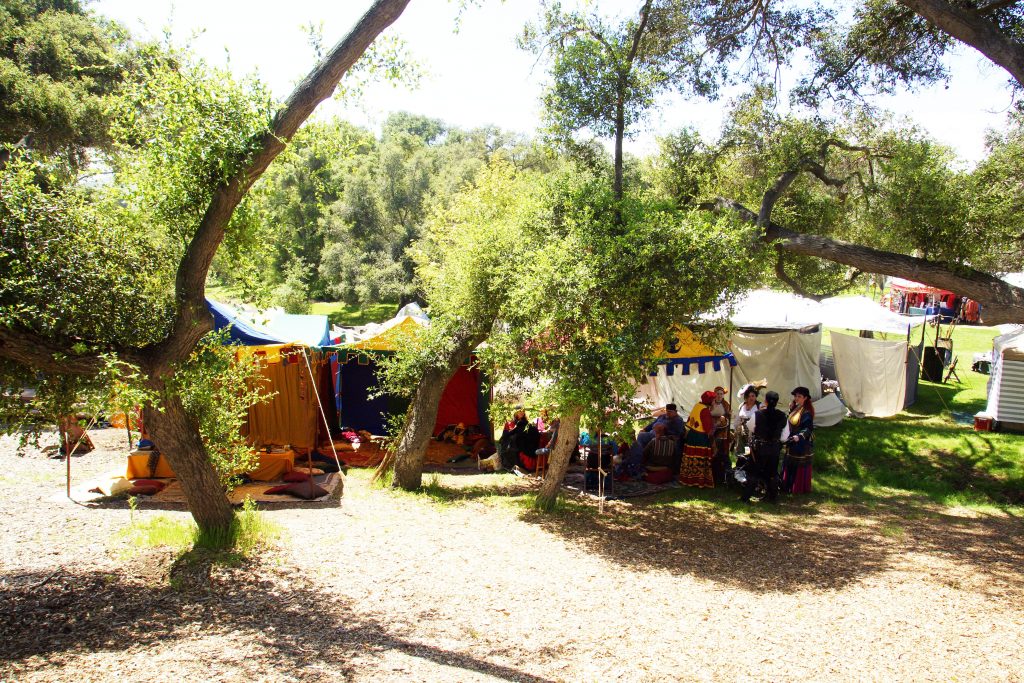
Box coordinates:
[246,355,323,450]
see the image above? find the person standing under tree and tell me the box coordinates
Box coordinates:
[782,387,815,494]
[740,391,786,503]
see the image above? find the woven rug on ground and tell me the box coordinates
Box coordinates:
[150,472,340,504]
[562,472,678,499]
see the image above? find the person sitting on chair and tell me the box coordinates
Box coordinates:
[641,422,677,484]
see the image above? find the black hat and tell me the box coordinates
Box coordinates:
[665,403,677,411]
[791,386,811,398]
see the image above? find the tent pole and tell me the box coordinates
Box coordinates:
[301,348,344,482]
[63,424,70,498]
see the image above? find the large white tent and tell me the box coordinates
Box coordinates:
[985,326,1024,429]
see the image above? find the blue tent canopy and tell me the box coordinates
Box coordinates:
[207,299,284,346]
[206,299,331,347]
[265,313,332,347]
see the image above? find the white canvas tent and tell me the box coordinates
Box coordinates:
[818,296,932,417]
[985,327,1024,429]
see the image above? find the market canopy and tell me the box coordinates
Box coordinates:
[818,296,933,335]
[888,277,950,295]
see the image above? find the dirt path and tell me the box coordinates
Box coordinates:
[1,429,1022,682]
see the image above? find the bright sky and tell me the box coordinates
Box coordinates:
[92,0,1017,165]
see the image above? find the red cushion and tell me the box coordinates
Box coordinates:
[263,484,291,495]
[645,469,675,485]
[282,481,328,500]
[127,485,159,496]
[129,479,167,491]
[282,471,311,483]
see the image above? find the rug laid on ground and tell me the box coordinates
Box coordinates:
[150,472,340,504]
[340,440,474,470]
[561,472,679,499]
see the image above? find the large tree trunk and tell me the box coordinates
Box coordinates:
[898,0,1024,88]
[536,405,582,511]
[391,366,452,491]
[143,393,234,534]
[390,330,487,491]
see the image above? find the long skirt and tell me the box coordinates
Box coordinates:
[679,430,714,488]
[782,456,812,494]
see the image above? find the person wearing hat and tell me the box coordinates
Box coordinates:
[740,390,786,503]
[679,391,716,488]
[781,386,815,494]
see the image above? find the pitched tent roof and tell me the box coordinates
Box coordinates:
[207,298,285,346]
[721,290,822,330]
[346,316,425,351]
[264,313,332,347]
[207,298,330,347]
[652,326,736,376]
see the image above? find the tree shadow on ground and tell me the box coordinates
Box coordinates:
[0,560,554,682]
[517,484,1024,597]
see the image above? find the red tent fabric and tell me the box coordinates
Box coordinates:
[433,366,482,435]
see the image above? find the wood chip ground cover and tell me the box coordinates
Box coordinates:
[1,429,1022,682]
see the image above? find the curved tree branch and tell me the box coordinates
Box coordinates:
[148,0,411,374]
[700,196,1024,324]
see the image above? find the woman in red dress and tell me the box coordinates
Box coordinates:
[679,391,715,488]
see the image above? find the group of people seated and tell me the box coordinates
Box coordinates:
[497,384,815,502]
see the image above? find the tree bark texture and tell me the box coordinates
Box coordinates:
[391,329,487,491]
[898,0,1024,87]
[391,366,452,491]
[536,406,583,511]
[143,391,234,533]
[702,196,1024,324]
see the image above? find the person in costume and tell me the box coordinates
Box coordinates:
[679,391,715,488]
[781,386,814,494]
[732,385,761,459]
[710,385,732,484]
[740,390,787,503]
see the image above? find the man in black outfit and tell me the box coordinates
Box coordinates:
[741,391,787,503]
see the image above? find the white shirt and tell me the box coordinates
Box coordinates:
[733,401,759,430]
[747,409,790,442]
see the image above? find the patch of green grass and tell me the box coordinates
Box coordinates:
[311,300,398,327]
[880,522,905,538]
[116,498,281,563]
[815,324,1024,512]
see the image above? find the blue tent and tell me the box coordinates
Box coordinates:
[207,299,284,346]
[264,313,332,347]
[206,299,332,347]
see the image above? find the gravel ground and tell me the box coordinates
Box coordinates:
[1,428,1023,682]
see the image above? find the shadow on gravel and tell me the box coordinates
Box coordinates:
[520,497,1024,596]
[0,560,554,683]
